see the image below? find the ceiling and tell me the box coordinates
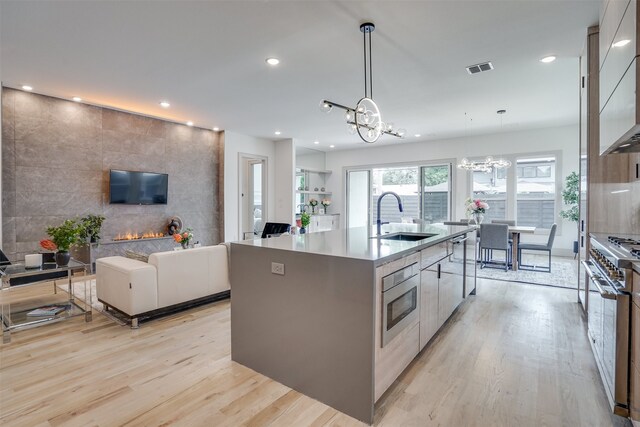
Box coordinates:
[0,1,599,150]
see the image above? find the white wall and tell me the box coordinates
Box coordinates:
[325,124,579,255]
[296,152,326,170]
[223,131,277,242]
[274,139,295,225]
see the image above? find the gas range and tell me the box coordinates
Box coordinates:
[589,234,639,293]
[607,236,640,260]
[592,234,640,267]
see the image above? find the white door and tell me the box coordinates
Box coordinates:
[240,156,266,239]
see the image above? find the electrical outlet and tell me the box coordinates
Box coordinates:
[271,262,285,275]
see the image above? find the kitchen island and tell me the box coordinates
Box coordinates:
[230,223,476,424]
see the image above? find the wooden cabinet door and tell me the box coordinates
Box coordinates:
[630,154,640,182]
[420,268,439,350]
[631,281,640,420]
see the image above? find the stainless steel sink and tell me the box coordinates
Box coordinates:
[374,232,437,241]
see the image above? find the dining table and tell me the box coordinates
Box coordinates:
[508,226,536,271]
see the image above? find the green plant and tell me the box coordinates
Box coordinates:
[300,212,311,228]
[46,219,83,252]
[79,214,106,242]
[559,171,580,223]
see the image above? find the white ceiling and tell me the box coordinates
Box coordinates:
[0,0,599,150]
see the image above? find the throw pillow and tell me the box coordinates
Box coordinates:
[124,250,149,263]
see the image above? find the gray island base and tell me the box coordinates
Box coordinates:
[230,223,477,424]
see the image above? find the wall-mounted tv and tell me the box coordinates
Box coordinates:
[109,170,168,205]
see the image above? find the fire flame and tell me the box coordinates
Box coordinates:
[113,231,165,241]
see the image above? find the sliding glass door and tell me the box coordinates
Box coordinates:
[421,165,451,223]
[346,163,452,228]
[371,166,419,225]
[347,170,371,228]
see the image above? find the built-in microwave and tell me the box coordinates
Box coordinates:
[382,263,420,347]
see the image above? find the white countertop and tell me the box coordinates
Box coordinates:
[232,223,474,265]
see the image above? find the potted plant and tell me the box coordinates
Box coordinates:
[300,212,311,234]
[321,199,331,213]
[79,214,106,243]
[559,171,580,255]
[41,219,84,266]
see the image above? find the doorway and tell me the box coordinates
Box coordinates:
[239,154,267,239]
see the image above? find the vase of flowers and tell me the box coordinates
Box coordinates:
[321,199,331,213]
[173,228,193,249]
[309,198,319,214]
[41,219,84,266]
[465,198,489,225]
[300,212,310,234]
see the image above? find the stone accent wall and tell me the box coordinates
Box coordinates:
[1,87,224,261]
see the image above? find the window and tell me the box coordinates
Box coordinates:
[472,169,506,222]
[421,165,451,223]
[516,157,556,228]
[469,153,559,231]
[295,171,305,214]
[372,166,420,225]
[346,162,452,227]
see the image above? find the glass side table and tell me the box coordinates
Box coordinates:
[0,259,92,343]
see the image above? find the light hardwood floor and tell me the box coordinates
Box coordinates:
[0,279,630,426]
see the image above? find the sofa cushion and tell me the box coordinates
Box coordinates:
[148,246,230,308]
[96,256,158,315]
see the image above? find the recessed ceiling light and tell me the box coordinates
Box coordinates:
[160,101,170,108]
[329,145,335,148]
[274,131,281,135]
[314,141,319,145]
[266,58,280,66]
[186,121,194,127]
[414,134,421,138]
[213,127,220,131]
[22,85,33,91]
[72,97,82,102]
[540,56,556,63]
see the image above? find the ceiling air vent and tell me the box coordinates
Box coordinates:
[466,61,494,75]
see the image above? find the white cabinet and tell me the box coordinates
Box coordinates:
[306,214,340,233]
[419,268,439,349]
[599,0,632,70]
[600,56,638,154]
[436,266,463,327]
[418,240,464,350]
[598,0,640,154]
[600,0,635,110]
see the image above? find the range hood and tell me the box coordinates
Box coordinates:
[599,0,640,155]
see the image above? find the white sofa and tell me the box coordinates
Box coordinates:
[96,245,230,327]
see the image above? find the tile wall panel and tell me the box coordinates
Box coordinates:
[1,88,223,260]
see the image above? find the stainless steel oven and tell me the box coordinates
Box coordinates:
[582,255,630,417]
[382,262,419,347]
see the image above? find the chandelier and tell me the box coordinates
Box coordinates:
[457,110,511,173]
[457,156,512,173]
[320,22,405,143]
